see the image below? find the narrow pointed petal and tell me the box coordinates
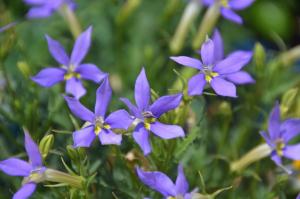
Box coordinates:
[133,125,151,155]
[24,131,42,167]
[119,97,141,118]
[202,0,214,6]
[175,164,189,196]
[271,152,282,167]
[95,77,112,117]
[268,102,281,140]
[23,0,45,5]
[221,8,243,24]
[284,144,300,160]
[135,68,150,111]
[188,73,206,96]
[46,35,69,66]
[26,7,53,19]
[281,119,300,142]
[297,193,300,199]
[136,167,177,197]
[201,39,215,66]
[150,93,182,118]
[98,129,122,145]
[210,77,237,97]
[170,56,202,70]
[66,78,86,99]
[229,0,255,10]
[259,131,274,148]
[224,71,255,85]
[150,122,185,139]
[105,109,133,129]
[0,158,32,176]
[13,183,36,199]
[73,126,96,148]
[70,26,92,66]
[31,67,65,87]
[75,64,107,83]
[212,29,224,61]
[64,96,94,122]
[213,51,252,74]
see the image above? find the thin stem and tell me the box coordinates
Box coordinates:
[60,5,82,38]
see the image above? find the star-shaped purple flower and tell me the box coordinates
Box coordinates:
[0,131,45,199]
[202,0,254,24]
[64,76,132,147]
[136,164,197,199]
[171,32,254,98]
[260,102,300,168]
[23,0,76,19]
[120,68,184,155]
[31,26,107,99]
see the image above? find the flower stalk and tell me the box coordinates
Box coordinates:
[44,169,85,189]
[230,143,272,173]
[170,0,202,53]
[60,5,82,38]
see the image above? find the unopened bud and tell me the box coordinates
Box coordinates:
[281,88,298,118]
[39,134,54,159]
[253,43,266,73]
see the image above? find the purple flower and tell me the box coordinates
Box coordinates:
[260,102,300,168]
[31,26,107,99]
[171,32,254,98]
[64,76,132,147]
[120,68,184,155]
[23,0,76,19]
[136,164,196,199]
[202,0,254,24]
[0,131,45,199]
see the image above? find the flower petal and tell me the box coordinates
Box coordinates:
[26,7,53,19]
[201,39,215,66]
[150,122,185,139]
[213,51,252,74]
[70,26,92,66]
[133,124,152,155]
[73,126,96,148]
[229,0,255,10]
[98,129,122,145]
[271,152,282,167]
[268,102,281,140]
[210,77,237,97]
[75,64,107,83]
[170,56,202,70]
[188,73,206,96]
[31,67,65,87]
[212,29,224,61]
[135,68,150,111]
[220,8,243,24]
[64,96,94,122]
[45,35,69,66]
[281,119,300,142]
[23,0,45,5]
[259,131,274,148]
[224,71,255,84]
[284,144,300,160]
[105,109,133,129]
[0,158,32,177]
[136,167,176,197]
[24,131,42,167]
[175,164,189,196]
[202,0,214,6]
[13,183,36,199]
[149,93,182,118]
[66,77,86,99]
[94,77,112,117]
[119,97,141,118]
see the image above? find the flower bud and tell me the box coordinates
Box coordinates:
[66,145,78,162]
[281,88,298,118]
[253,42,266,74]
[39,134,54,159]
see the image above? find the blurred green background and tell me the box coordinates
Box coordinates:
[1,0,300,198]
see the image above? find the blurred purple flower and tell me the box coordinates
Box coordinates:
[31,26,107,99]
[23,0,76,19]
[65,76,132,147]
[171,31,254,98]
[120,68,184,155]
[202,0,254,24]
[136,164,197,199]
[297,193,300,199]
[260,102,300,168]
[0,130,45,199]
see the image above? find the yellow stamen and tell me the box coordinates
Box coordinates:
[103,124,111,130]
[94,126,101,136]
[167,197,176,199]
[211,72,219,77]
[220,0,229,7]
[144,122,151,130]
[275,141,285,157]
[64,72,81,80]
[205,75,212,83]
[205,72,219,83]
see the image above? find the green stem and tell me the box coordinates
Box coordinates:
[170,0,202,54]
[230,143,271,173]
[60,5,82,38]
[192,3,220,50]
